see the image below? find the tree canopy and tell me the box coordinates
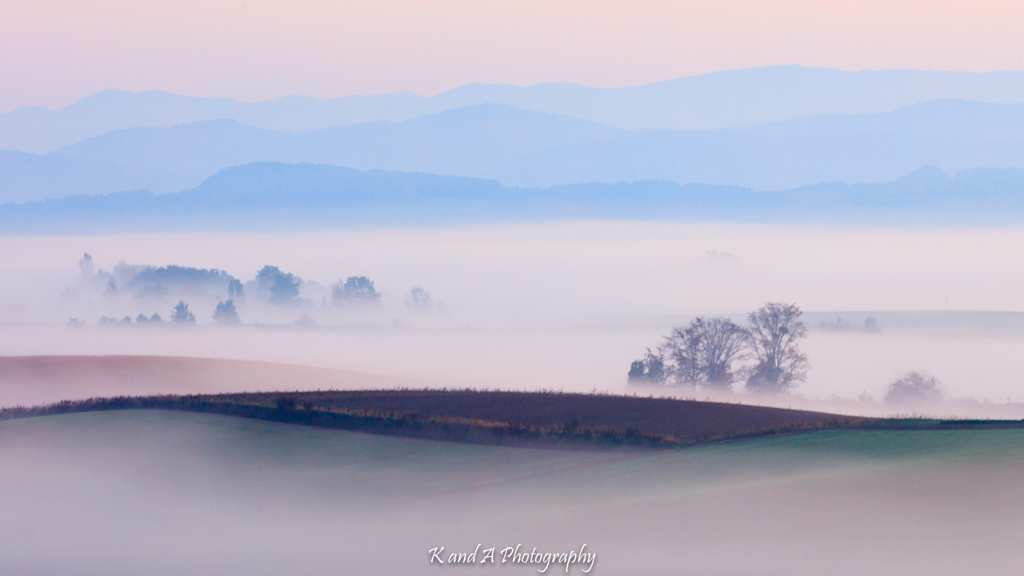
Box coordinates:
[332,276,381,306]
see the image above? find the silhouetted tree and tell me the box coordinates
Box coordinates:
[213,300,241,325]
[404,286,433,311]
[227,279,244,302]
[253,265,302,306]
[99,315,132,326]
[270,274,300,305]
[665,317,749,389]
[745,302,808,393]
[864,316,880,332]
[171,301,196,324]
[332,276,381,306]
[79,253,94,278]
[627,347,667,385]
[884,371,943,406]
[664,325,701,386]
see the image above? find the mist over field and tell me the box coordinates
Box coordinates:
[3,410,1023,575]
[2,222,1024,413]
[9,0,1024,571]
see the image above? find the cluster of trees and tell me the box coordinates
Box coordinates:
[126,265,240,298]
[92,300,246,326]
[76,255,440,325]
[331,276,381,307]
[250,265,384,308]
[817,316,880,332]
[97,301,197,326]
[629,302,808,394]
[249,266,301,305]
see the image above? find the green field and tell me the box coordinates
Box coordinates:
[1,410,1022,575]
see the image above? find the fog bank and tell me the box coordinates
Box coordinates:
[1,222,1023,410]
[2,411,1023,575]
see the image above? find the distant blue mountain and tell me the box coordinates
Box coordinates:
[507,100,1024,190]
[6,99,1024,202]
[3,162,1024,234]
[8,66,1024,153]
[733,99,1024,137]
[39,105,624,195]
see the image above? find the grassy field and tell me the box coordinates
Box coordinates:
[1,410,1023,575]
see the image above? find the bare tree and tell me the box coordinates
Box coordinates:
[745,302,808,393]
[884,371,943,406]
[665,317,749,389]
[665,325,702,386]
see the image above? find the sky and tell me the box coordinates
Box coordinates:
[3,0,1024,113]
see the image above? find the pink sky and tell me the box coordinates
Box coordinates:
[3,0,1024,112]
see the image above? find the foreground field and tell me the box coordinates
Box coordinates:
[1,410,1022,575]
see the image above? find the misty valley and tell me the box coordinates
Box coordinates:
[4,56,1024,574]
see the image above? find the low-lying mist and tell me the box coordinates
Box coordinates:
[3,410,1024,575]
[1,222,1023,415]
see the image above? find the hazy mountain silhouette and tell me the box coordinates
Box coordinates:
[8,66,1024,152]
[4,162,1024,233]
[503,100,1024,190]
[8,99,1024,202]
[733,99,1024,137]
[30,105,623,196]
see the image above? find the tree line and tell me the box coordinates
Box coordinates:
[629,302,808,394]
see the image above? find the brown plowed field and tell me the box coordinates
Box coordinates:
[222,389,862,443]
[0,355,868,444]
